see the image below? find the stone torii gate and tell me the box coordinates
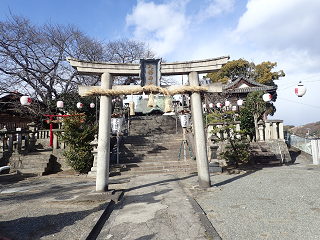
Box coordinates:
[67,55,230,191]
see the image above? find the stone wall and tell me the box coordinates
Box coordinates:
[128,115,183,136]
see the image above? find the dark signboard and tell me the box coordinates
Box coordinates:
[139,59,161,87]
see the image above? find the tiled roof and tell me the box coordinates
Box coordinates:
[222,76,277,93]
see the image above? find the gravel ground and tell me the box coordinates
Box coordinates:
[179,154,320,240]
[0,174,129,240]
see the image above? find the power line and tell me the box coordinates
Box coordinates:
[280,73,320,86]
[278,97,320,109]
[278,77,320,91]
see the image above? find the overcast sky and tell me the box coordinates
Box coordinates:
[0,0,319,127]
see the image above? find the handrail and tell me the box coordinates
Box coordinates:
[284,132,312,155]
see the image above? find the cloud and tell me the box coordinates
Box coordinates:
[196,0,235,22]
[223,0,320,125]
[126,1,190,57]
[230,0,320,73]
[126,0,236,58]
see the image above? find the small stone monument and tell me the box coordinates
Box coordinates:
[27,122,37,152]
[209,134,222,173]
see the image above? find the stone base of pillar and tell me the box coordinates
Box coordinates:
[208,161,222,173]
[87,161,97,177]
[88,150,98,177]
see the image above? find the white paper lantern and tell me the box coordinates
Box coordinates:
[20,96,31,106]
[225,100,230,107]
[111,117,124,134]
[262,93,272,102]
[237,99,244,106]
[90,103,95,108]
[203,103,207,108]
[232,106,237,111]
[77,102,83,109]
[295,82,306,97]
[209,103,214,108]
[179,114,190,128]
[216,103,222,108]
[56,101,64,108]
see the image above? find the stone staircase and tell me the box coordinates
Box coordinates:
[8,150,53,176]
[113,133,197,175]
[250,142,278,164]
[249,140,291,165]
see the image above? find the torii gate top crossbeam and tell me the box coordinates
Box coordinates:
[67,55,230,76]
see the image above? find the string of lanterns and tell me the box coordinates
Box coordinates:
[203,92,275,111]
[56,100,95,109]
[19,82,307,108]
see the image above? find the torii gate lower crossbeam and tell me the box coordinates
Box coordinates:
[68,56,230,191]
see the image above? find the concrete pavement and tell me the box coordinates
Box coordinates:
[96,174,218,240]
[0,171,219,240]
[0,172,129,240]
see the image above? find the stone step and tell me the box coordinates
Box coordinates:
[118,167,198,175]
[123,147,182,151]
[124,165,197,171]
[122,140,183,145]
[125,133,183,137]
[10,152,52,175]
[251,155,278,164]
[17,168,48,175]
[119,151,182,157]
[122,141,183,146]
[20,158,51,163]
[123,160,196,167]
[21,163,48,169]
[119,154,191,162]
[115,126,195,175]
[249,142,281,164]
[123,134,183,138]
[250,151,275,157]
[121,142,183,148]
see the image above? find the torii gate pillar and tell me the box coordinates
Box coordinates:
[96,72,112,191]
[189,72,211,188]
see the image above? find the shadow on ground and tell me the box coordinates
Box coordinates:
[0,204,105,240]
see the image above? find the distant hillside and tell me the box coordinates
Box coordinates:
[284,121,320,138]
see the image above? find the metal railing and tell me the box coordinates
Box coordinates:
[284,132,312,155]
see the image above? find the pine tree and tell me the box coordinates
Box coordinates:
[57,111,97,173]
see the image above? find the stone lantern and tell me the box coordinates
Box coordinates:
[208,134,222,173]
